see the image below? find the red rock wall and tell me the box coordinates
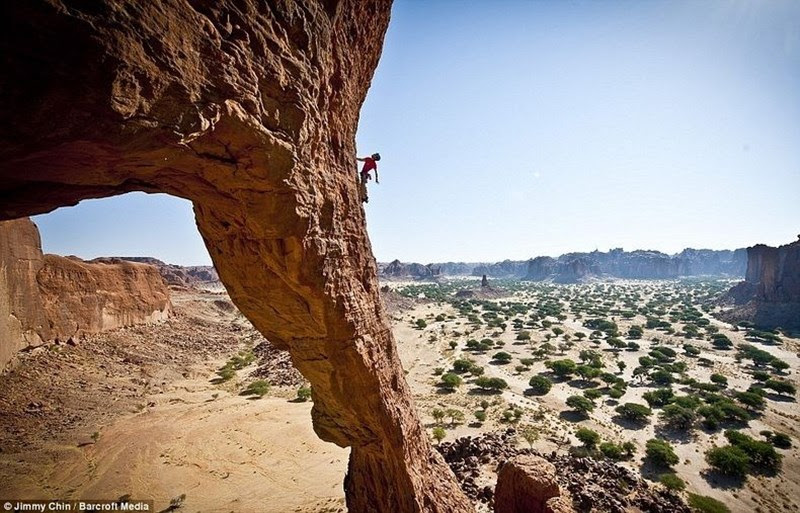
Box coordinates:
[0,2,471,510]
[0,218,172,369]
[0,218,51,368]
[38,255,172,340]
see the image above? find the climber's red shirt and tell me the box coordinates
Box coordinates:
[360,157,377,175]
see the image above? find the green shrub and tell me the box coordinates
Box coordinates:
[764,379,796,396]
[528,375,552,395]
[705,445,750,477]
[242,380,270,398]
[615,402,652,422]
[216,365,236,382]
[659,473,685,491]
[771,432,792,449]
[575,427,600,449]
[439,373,463,390]
[645,438,678,468]
[296,386,312,402]
[710,373,728,386]
[724,430,782,474]
[566,395,595,414]
[492,351,513,363]
[547,359,577,377]
[583,388,603,401]
[643,388,674,408]
[735,390,765,410]
[452,358,475,373]
[687,494,731,513]
[599,442,624,460]
[661,403,696,430]
[608,388,625,399]
[474,376,508,391]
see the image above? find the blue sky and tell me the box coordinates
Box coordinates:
[35,0,800,265]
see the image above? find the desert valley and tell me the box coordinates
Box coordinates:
[1,1,798,512]
[2,218,798,513]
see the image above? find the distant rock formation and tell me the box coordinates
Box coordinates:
[524,248,746,283]
[722,237,800,329]
[99,257,222,290]
[379,248,746,282]
[473,260,529,279]
[379,259,441,280]
[0,218,171,369]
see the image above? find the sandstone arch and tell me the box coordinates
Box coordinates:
[0,1,471,511]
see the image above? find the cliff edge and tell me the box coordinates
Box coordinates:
[722,236,800,329]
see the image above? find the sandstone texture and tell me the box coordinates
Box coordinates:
[0,218,51,368]
[723,237,800,329]
[0,218,172,369]
[494,455,574,513]
[0,1,470,511]
[38,255,172,339]
[101,257,222,290]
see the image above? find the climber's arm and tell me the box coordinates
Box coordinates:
[375,168,379,184]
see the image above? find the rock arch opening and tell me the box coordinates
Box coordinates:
[0,1,470,511]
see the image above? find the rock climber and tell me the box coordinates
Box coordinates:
[356,152,381,202]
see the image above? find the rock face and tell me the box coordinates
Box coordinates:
[525,248,746,283]
[0,218,51,368]
[0,218,172,369]
[494,455,573,513]
[0,2,470,511]
[102,257,222,290]
[723,237,800,328]
[38,255,172,339]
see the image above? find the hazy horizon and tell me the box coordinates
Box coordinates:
[34,0,800,265]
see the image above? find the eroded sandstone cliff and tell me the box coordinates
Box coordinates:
[723,237,800,329]
[0,218,51,368]
[0,1,470,511]
[0,218,172,369]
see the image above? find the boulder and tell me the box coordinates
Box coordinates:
[494,455,574,513]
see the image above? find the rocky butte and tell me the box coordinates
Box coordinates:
[0,1,470,511]
[0,217,172,369]
[723,236,800,329]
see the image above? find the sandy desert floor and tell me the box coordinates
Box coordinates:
[0,290,348,513]
[387,279,800,513]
